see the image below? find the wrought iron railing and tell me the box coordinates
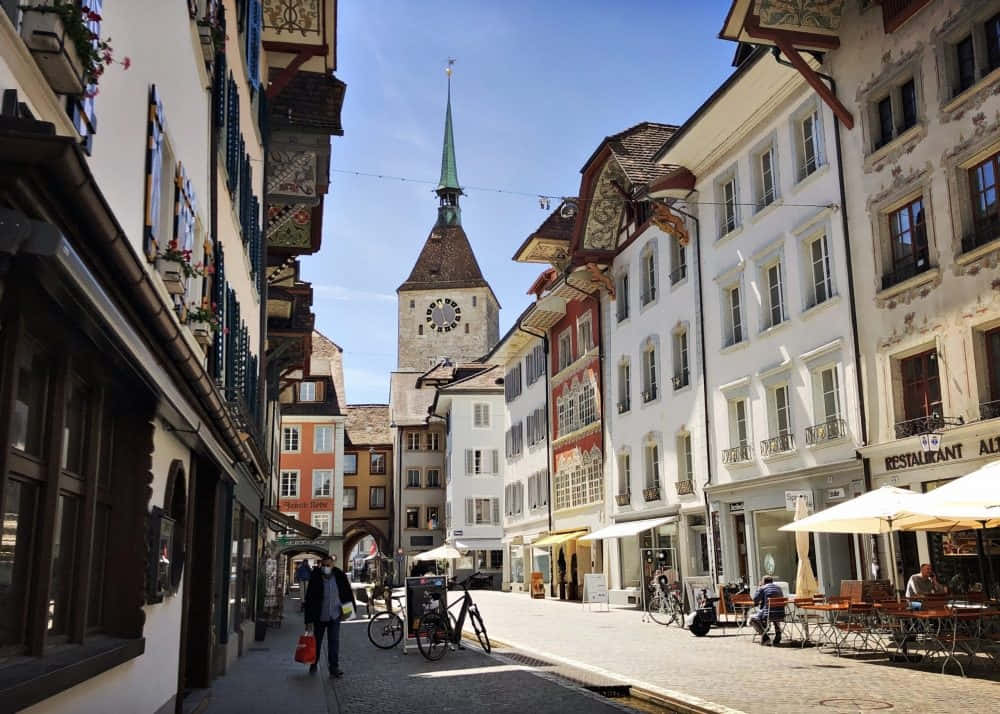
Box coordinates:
[669,264,687,285]
[223,386,269,477]
[962,213,1000,254]
[881,247,929,290]
[722,444,752,465]
[760,433,795,457]
[673,370,689,390]
[643,486,661,502]
[893,413,963,439]
[615,491,631,507]
[675,479,694,496]
[805,418,848,445]
[981,399,1000,421]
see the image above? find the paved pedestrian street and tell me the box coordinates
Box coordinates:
[459,592,1000,714]
[203,601,638,714]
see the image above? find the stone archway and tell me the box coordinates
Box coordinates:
[342,520,389,559]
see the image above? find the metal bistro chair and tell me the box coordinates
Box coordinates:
[731,593,755,636]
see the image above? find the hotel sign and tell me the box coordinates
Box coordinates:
[883,435,1000,472]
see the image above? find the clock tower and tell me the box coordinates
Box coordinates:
[396,70,499,370]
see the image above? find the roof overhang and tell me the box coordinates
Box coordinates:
[264,507,322,540]
[522,293,568,332]
[647,167,697,200]
[720,0,843,50]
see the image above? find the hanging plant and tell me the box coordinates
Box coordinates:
[20,1,130,95]
[158,240,212,280]
[184,300,221,332]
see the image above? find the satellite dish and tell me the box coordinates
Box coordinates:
[559,200,578,219]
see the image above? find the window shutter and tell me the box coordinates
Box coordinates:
[492,498,500,525]
[465,449,473,475]
[246,0,261,91]
[142,86,165,261]
[212,49,227,132]
[465,499,474,525]
[491,450,499,474]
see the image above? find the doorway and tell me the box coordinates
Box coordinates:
[733,514,749,585]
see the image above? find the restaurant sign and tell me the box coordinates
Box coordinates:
[882,434,1000,473]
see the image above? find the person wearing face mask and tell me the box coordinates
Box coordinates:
[303,555,356,677]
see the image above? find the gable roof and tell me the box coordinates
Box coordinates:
[389,371,437,426]
[582,122,680,185]
[437,364,502,393]
[397,224,496,302]
[345,404,391,446]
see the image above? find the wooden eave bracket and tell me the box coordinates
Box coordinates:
[743,13,854,130]
[651,202,690,247]
[586,263,615,300]
[266,46,326,100]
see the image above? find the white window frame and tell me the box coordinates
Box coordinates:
[616,270,630,321]
[427,432,441,451]
[640,241,657,307]
[466,448,499,475]
[311,512,331,536]
[722,282,745,347]
[313,425,334,453]
[644,438,661,490]
[761,257,786,330]
[280,469,299,498]
[426,468,441,487]
[769,384,792,438]
[473,403,491,428]
[406,432,421,450]
[669,236,687,286]
[754,142,778,212]
[673,328,689,390]
[791,99,826,183]
[717,168,740,237]
[577,313,593,355]
[642,338,659,402]
[618,450,631,497]
[729,398,750,448]
[813,363,843,425]
[618,357,631,412]
[343,453,358,475]
[406,468,421,488]
[803,230,835,310]
[343,486,357,509]
[298,381,317,402]
[312,469,332,497]
[677,433,693,483]
[282,425,301,453]
[558,329,573,371]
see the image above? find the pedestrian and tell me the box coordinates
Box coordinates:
[303,555,356,677]
[295,559,312,611]
[750,575,784,645]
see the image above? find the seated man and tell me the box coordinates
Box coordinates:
[905,563,948,599]
[750,575,784,645]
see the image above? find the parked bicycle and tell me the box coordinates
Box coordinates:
[646,571,685,627]
[415,572,490,660]
[367,592,405,649]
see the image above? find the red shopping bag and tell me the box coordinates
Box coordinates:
[295,632,316,663]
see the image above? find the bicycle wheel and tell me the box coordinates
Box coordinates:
[647,594,672,625]
[367,611,403,649]
[416,613,450,661]
[469,607,491,653]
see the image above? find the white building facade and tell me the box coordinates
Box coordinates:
[603,216,711,605]
[436,366,506,584]
[493,321,550,593]
[657,50,866,594]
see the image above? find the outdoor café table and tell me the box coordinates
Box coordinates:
[795,602,851,654]
[885,608,999,676]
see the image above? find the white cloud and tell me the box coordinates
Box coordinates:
[313,284,396,303]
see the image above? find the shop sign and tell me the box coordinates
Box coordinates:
[281,499,332,510]
[582,573,608,608]
[784,490,814,511]
[454,529,463,536]
[728,501,744,513]
[827,487,846,500]
[884,443,964,472]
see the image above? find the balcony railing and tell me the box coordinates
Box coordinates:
[223,386,269,477]
[981,399,1000,421]
[760,432,795,457]
[643,486,661,502]
[642,386,657,403]
[673,370,689,390]
[617,400,630,414]
[805,418,848,445]
[675,479,694,496]
[893,413,964,439]
[962,214,1000,254]
[669,264,687,285]
[881,248,930,291]
[722,444,752,465]
[615,491,631,507]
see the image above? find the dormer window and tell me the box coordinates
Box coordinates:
[299,381,317,402]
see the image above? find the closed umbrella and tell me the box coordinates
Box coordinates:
[793,496,819,597]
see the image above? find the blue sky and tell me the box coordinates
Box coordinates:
[310,0,737,405]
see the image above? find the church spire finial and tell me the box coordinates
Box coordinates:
[436,58,462,227]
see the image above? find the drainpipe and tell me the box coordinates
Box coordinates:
[516,322,554,595]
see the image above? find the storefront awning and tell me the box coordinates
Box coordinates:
[578,517,675,541]
[454,539,502,551]
[531,530,588,547]
[263,507,321,540]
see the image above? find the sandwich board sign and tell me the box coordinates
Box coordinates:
[582,573,609,611]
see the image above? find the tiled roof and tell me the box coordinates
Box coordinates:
[438,364,503,392]
[269,70,347,136]
[390,371,437,426]
[398,224,491,293]
[533,202,576,242]
[345,404,391,445]
[603,122,680,185]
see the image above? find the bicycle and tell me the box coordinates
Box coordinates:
[415,572,491,660]
[367,591,405,649]
[646,572,685,627]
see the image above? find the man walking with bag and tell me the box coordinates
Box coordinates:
[304,555,356,677]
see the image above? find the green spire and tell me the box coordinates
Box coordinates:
[436,62,463,227]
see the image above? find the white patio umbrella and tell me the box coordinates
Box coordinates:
[793,496,820,598]
[412,543,463,562]
[903,459,1000,527]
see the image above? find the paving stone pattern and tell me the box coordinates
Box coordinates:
[205,599,634,714]
[461,592,1000,714]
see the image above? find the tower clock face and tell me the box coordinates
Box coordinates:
[426,298,461,332]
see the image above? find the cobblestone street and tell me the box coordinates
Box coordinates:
[204,600,637,714]
[459,591,1000,714]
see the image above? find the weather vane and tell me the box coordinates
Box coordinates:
[445,57,455,77]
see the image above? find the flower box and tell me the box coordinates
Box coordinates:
[155,258,187,295]
[189,321,213,347]
[197,22,215,61]
[20,8,86,96]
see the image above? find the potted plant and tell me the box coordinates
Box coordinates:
[19,2,129,97]
[155,240,207,295]
[196,13,225,61]
[184,300,219,347]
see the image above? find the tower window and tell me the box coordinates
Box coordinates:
[410,300,415,309]
[465,323,469,334]
[472,296,477,307]
[419,324,424,335]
